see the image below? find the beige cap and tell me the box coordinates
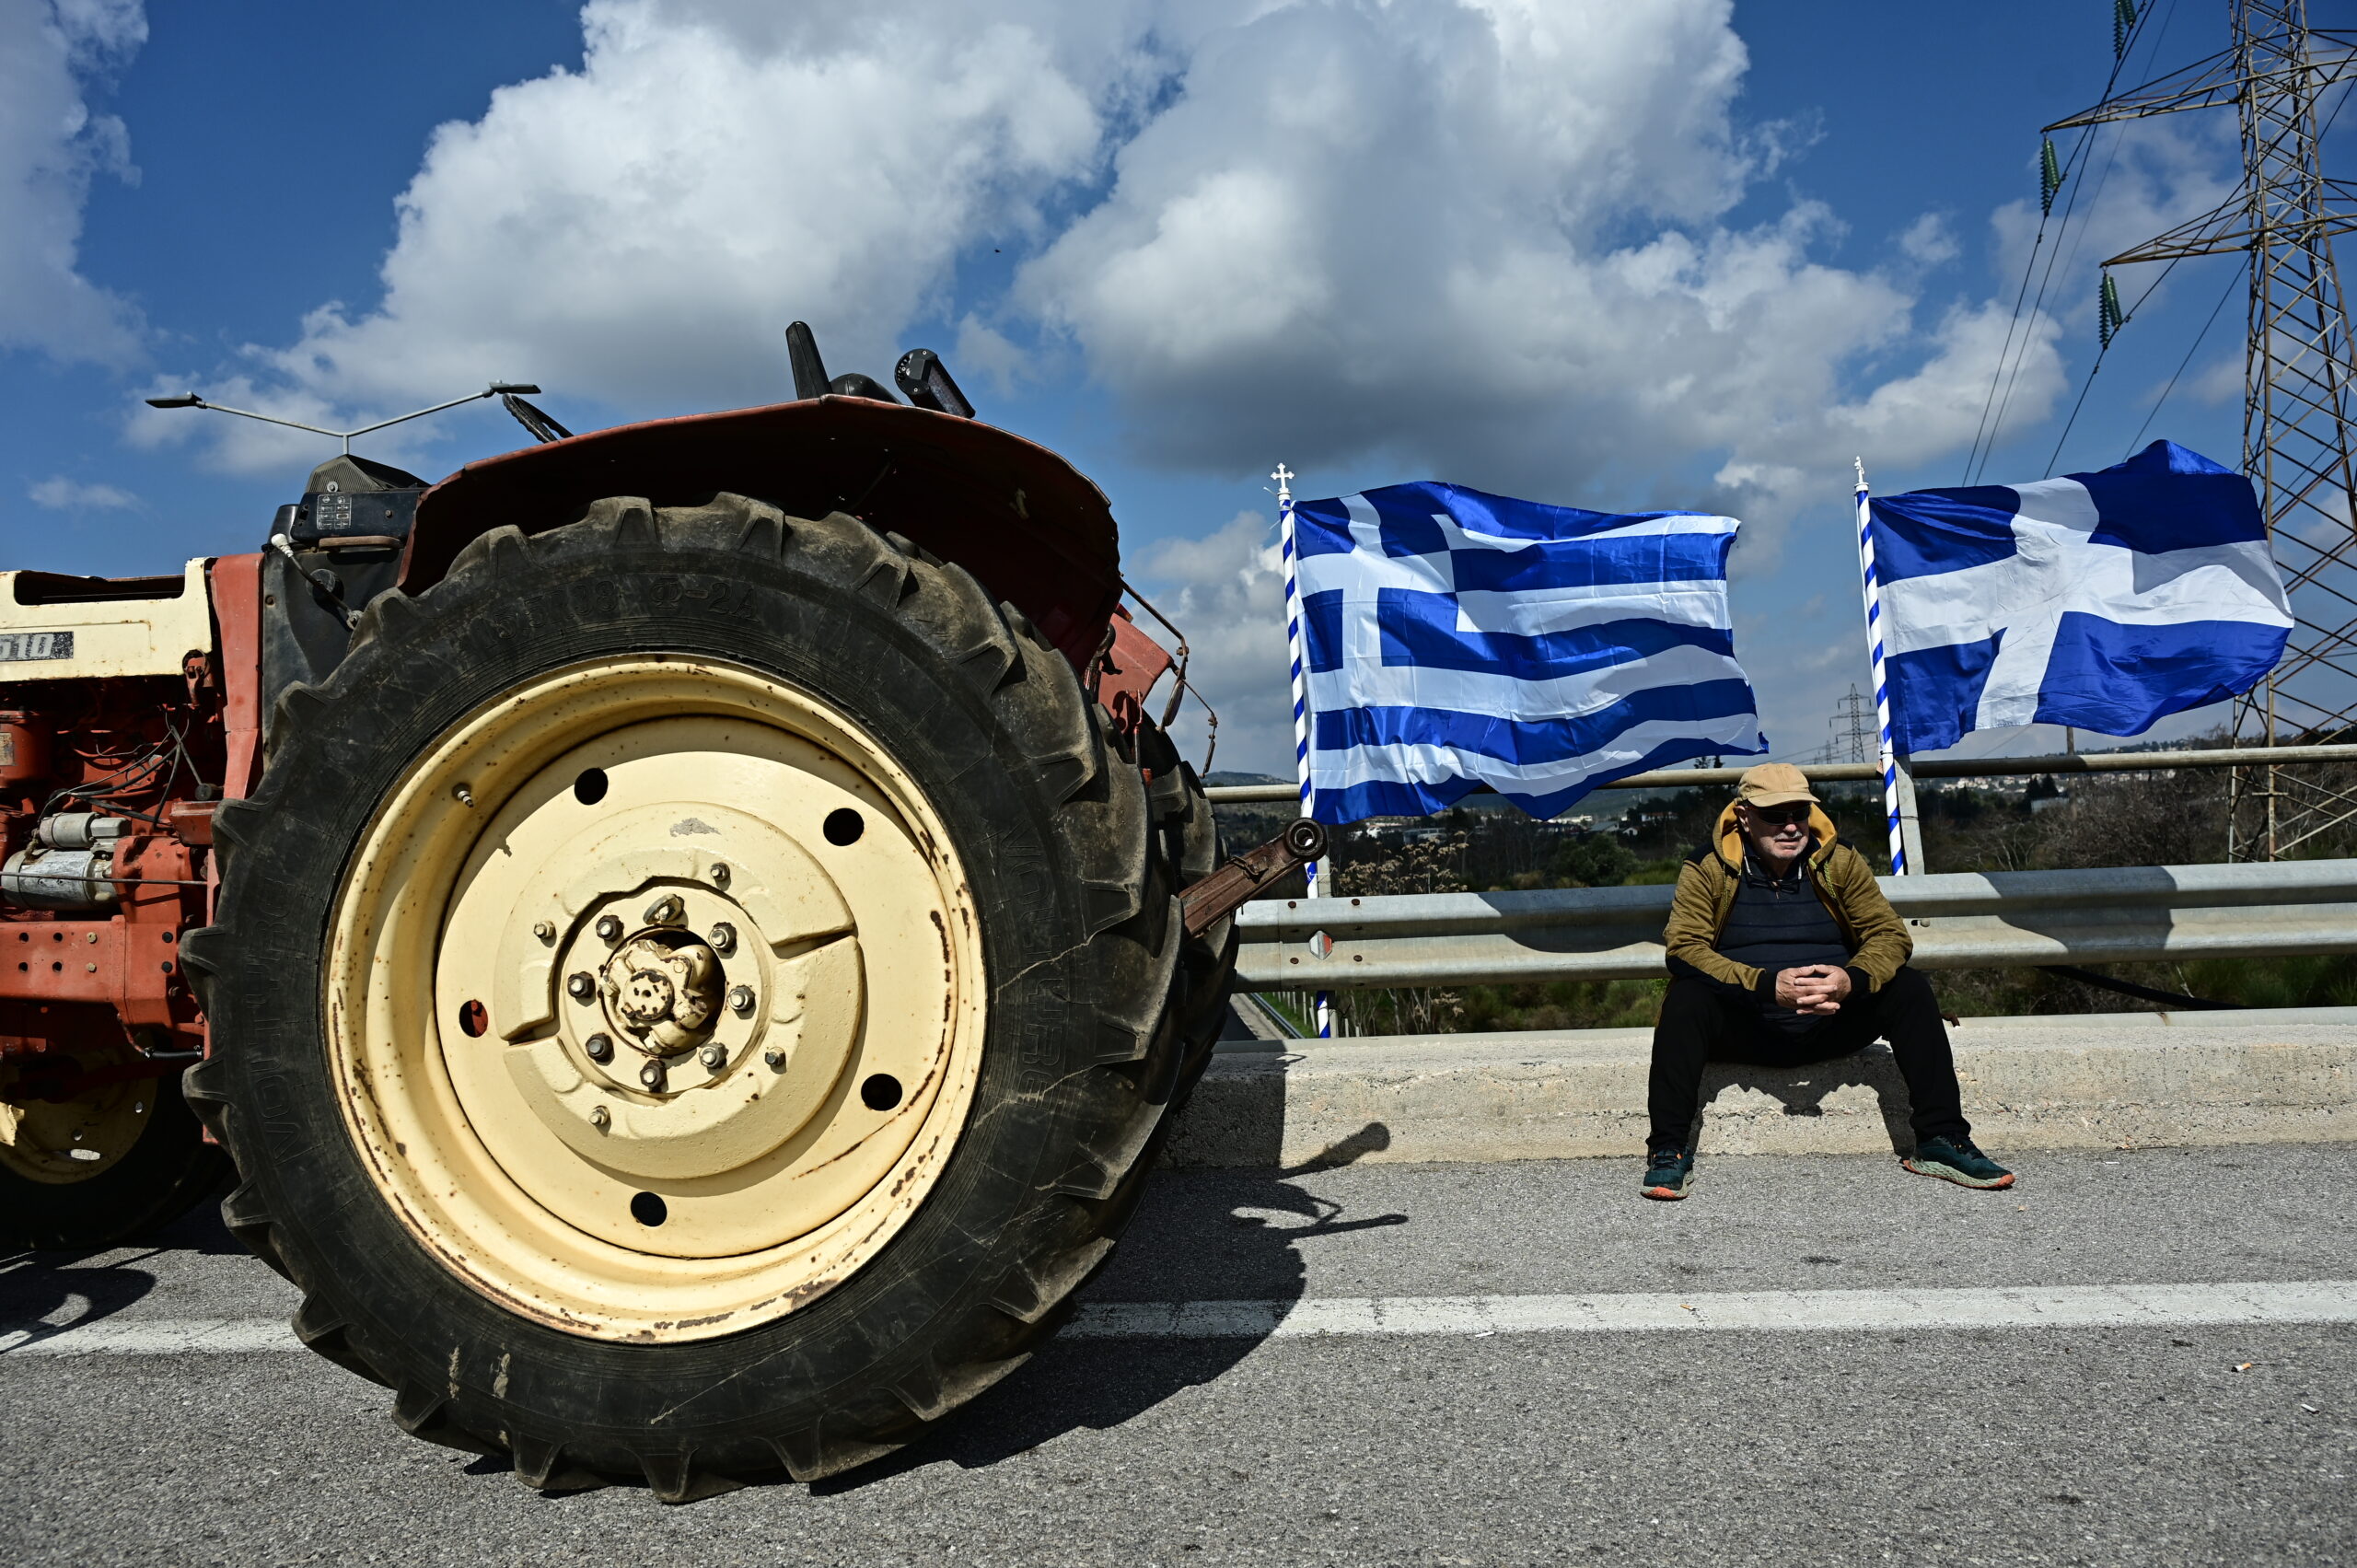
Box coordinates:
[1736,761,1821,809]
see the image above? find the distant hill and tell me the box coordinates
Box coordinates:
[1203,772,1290,786]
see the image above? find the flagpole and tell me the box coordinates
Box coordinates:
[1275,462,1333,1039]
[1854,459,1925,876]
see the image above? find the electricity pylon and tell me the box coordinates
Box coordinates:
[2049,1,2357,858]
[1833,683,1875,765]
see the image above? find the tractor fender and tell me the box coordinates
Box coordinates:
[401,395,1124,671]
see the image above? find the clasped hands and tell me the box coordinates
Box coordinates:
[1772,963,1851,1016]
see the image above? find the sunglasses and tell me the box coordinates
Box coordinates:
[1747,803,1813,826]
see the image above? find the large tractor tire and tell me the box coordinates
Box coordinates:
[0,1051,226,1252]
[180,494,1225,1496]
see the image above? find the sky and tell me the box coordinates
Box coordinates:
[2,0,2343,780]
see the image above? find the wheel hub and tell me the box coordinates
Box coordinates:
[604,933,719,1052]
[482,805,865,1198]
[0,1051,152,1184]
[326,660,986,1341]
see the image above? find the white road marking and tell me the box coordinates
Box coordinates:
[0,1318,302,1356]
[1067,1281,2357,1340]
[3,1281,2351,1356]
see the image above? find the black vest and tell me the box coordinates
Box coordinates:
[1717,852,1848,1033]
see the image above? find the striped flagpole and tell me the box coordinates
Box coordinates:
[1275,463,1332,1038]
[1853,459,1910,877]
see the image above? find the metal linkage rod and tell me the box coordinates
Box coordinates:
[145,383,541,455]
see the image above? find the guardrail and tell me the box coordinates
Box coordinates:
[1203,741,2357,806]
[1232,858,2357,991]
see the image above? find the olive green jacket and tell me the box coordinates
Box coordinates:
[1662,801,1912,999]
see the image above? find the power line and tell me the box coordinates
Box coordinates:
[1965,0,2166,484]
[2124,255,2247,456]
[2041,251,2196,475]
[2035,4,2355,479]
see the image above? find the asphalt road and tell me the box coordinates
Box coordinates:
[4,1144,2353,1566]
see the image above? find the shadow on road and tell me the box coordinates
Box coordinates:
[1,1116,1412,1499]
[0,1199,241,1348]
[815,1120,1410,1493]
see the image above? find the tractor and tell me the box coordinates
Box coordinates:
[0,328,1316,1497]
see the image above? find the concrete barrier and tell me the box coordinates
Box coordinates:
[1163,1006,2357,1167]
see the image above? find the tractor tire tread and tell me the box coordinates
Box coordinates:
[192,493,1230,1494]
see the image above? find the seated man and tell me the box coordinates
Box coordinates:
[1642,761,2014,1200]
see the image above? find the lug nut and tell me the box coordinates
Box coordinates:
[583,1032,614,1063]
[533,920,556,944]
[639,1059,667,1091]
[700,1042,726,1071]
[763,1047,786,1071]
[728,983,756,1016]
[644,893,685,926]
[596,913,623,944]
[589,1105,610,1131]
[711,862,731,889]
[566,971,596,1001]
[709,921,737,956]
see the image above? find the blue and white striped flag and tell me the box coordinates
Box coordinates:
[1869,441,2290,753]
[1291,482,1767,822]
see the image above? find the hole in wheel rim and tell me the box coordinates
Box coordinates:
[824,807,865,846]
[574,767,609,805]
[861,1073,902,1111]
[630,1191,668,1226]
[457,1000,488,1038]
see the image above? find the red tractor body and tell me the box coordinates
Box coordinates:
[0,392,1171,1225]
[4,357,1294,1490]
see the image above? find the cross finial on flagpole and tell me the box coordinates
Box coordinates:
[1271,463,1295,504]
[1854,456,1868,491]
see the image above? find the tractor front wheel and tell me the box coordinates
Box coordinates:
[183,494,1211,1495]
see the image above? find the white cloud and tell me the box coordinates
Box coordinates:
[0,0,145,366]
[176,0,1159,452]
[1013,0,2068,539]
[1131,508,1292,775]
[2186,350,2243,407]
[143,0,2248,771]
[29,474,138,509]
[1989,114,2239,327]
[1897,213,1957,267]
[169,0,2081,508]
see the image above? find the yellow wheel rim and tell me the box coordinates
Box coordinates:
[0,1049,154,1184]
[325,657,985,1342]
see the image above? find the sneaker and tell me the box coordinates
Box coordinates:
[1641,1145,1696,1201]
[1903,1135,2015,1190]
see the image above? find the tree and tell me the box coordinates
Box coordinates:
[1553,832,1637,889]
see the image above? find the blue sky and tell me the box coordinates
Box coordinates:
[3,0,2340,775]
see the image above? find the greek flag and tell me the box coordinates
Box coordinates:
[1869,441,2290,753]
[1291,482,1766,822]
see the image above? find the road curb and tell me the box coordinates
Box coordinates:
[1166,1009,2357,1167]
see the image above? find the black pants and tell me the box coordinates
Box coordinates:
[1646,967,1970,1153]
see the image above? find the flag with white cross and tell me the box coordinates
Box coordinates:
[1867,440,2291,754]
[1289,481,1767,822]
